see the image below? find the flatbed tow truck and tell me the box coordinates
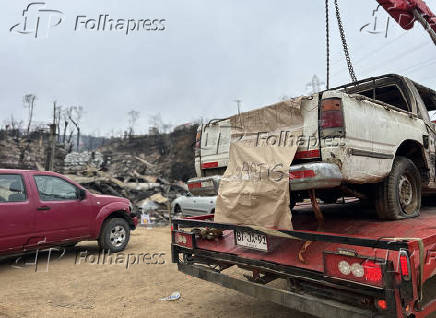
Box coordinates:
[172,201,436,317]
[172,2,436,317]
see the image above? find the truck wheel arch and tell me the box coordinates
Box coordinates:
[395,139,429,184]
[94,205,133,238]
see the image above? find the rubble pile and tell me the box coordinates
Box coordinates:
[66,126,198,217]
[98,125,197,182]
[64,151,104,173]
[67,166,189,219]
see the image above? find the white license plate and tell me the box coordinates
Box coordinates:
[234,230,268,251]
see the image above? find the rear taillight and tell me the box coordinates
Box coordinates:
[289,170,316,180]
[173,231,194,249]
[188,179,214,190]
[294,149,321,160]
[399,250,411,280]
[188,182,201,190]
[376,299,388,311]
[324,252,383,287]
[320,98,344,129]
[364,260,383,283]
[201,161,218,169]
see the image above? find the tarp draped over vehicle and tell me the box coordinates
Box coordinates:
[214,98,304,229]
[377,0,436,32]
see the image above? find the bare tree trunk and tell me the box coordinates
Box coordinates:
[63,121,68,144]
[26,98,35,136]
[76,127,80,151]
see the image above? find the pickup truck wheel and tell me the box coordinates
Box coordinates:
[375,156,421,220]
[98,218,130,253]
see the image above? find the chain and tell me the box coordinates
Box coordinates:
[325,0,330,89]
[334,0,357,83]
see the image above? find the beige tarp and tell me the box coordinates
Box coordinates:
[214,98,304,229]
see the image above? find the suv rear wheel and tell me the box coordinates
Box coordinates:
[98,218,130,252]
[375,156,421,220]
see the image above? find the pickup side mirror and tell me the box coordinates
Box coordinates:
[78,188,87,201]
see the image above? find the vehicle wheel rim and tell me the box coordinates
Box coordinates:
[110,225,126,247]
[398,174,413,213]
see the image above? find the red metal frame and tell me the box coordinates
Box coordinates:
[172,204,436,317]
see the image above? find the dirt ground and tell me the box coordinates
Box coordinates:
[0,226,312,318]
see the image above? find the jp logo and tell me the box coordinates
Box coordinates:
[10,2,63,38]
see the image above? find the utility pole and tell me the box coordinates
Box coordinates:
[234,99,242,129]
[48,101,57,171]
[234,99,241,115]
[306,75,325,94]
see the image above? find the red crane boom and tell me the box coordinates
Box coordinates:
[376,0,436,44]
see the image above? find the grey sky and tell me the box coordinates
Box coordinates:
[0,0,435,135]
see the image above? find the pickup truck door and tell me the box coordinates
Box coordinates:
[32,175,92,243]
[0,173,36,253]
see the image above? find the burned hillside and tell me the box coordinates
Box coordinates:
[0,129,65,172]
[96,125,198,182]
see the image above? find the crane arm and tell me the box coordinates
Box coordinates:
[376,0,436,44]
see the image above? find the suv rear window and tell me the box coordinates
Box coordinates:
[357,85,409,111]
[0,174,27,202]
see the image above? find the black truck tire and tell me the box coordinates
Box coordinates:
[98,218,130,253]
[375,156,421,220]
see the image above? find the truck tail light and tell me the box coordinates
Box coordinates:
[324,252,383,287]
[364,260,383,283]
[289,170,316,180]
[173,231,194,249]
[188,179,215,191]
[321,98,344,129]
[188,182,201,190]
[294,149,321,160]
[399,250,411,280]
[201,161,218,169]
[195,130,202,157]
[376,299,388,310]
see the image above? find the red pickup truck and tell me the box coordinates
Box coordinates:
[0,169,137,255]
[172,201,436,318]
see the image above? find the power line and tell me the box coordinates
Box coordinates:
[359,40,431,77]
[330,32,408,78]
[401,58,436,74]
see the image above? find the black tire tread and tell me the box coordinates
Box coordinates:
[375,156,421,220]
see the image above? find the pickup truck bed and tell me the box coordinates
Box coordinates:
[172,202,436,317]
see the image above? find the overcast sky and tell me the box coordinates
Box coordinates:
[0,0,435,136]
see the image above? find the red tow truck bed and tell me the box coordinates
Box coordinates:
[171,201,436,318]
